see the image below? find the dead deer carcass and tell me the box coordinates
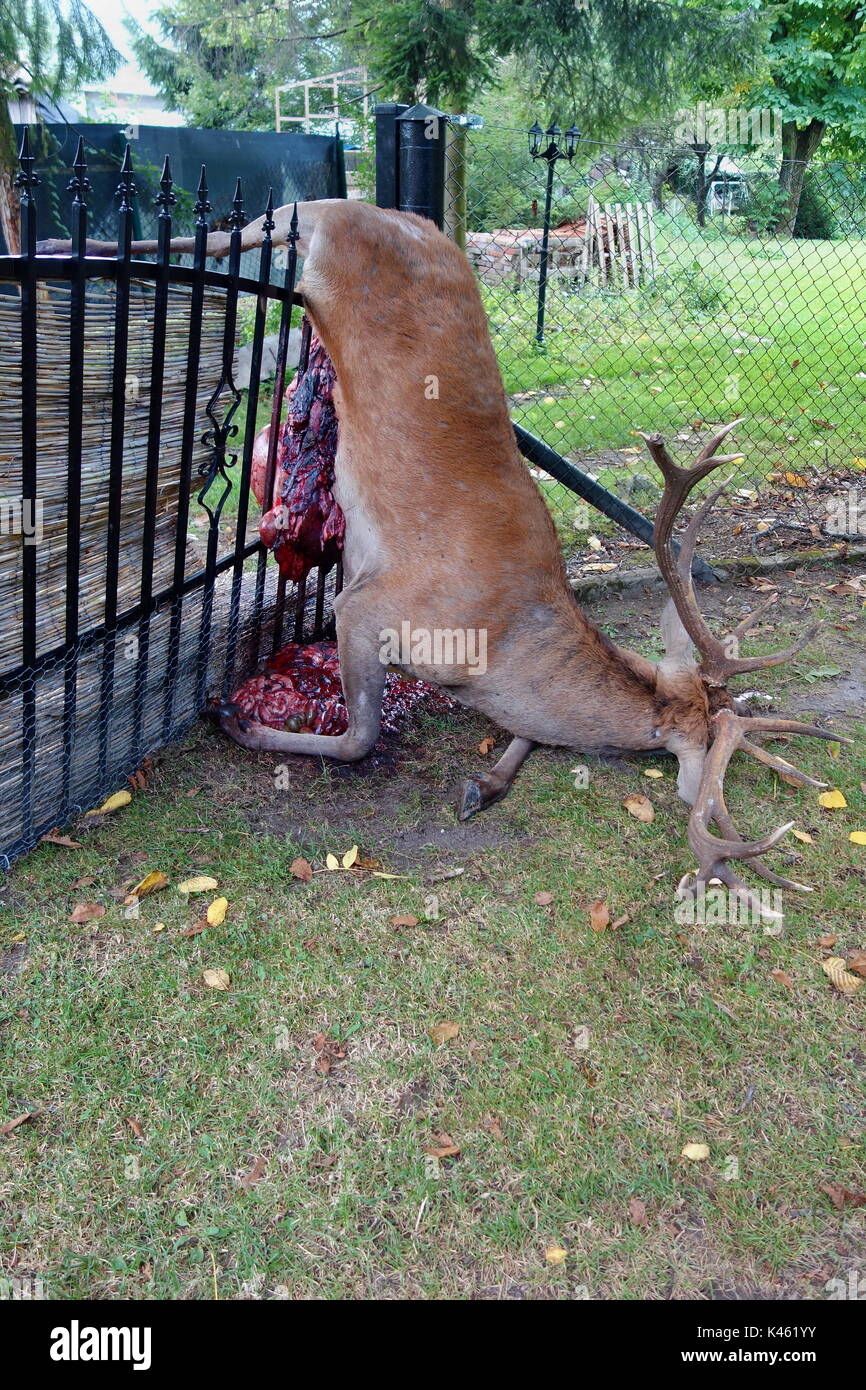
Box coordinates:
[43,199,847,916]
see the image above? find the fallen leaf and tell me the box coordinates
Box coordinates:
[822,956,862,995]
[85,789,132,816]
[610,913,630,930]
[818,789,847,809]
[40,830,84,849]
[822,1182,866,1211]
[628,1197,647,1226]
[239,1157,267,1190]
[178,875,219,894]
[785,471,808,488]
[390,914,419,928]
[125,870,169,903]
[202,968,230,991]
[325,853,340,870]
[791,828,813,844]
[545,1245,567,1265]
[681,1142,710,1161]
[484,1116,504,1141]
[849,831,866,846]
[180,920,208,937]
[478,736,495,755]
[206,896,228,926]
[643,768,663,779]
[430,1020,460,1045]
[623,792,654,823]
[290,857,313,882]
[69,902,105,924]
[846,950,866,978]
[770,968,794,990]
[0,1110,40,1136]
[589,899,610,933]
[424,1132,461,1160]
[341,845,359,869]
[816,932,837,949]
[125,1117,144,1140]
[534,890,554,906]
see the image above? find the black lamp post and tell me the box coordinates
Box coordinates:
[529,120,579,344]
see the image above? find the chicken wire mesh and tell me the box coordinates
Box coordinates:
[446,121,866,578]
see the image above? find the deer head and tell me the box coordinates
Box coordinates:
[640,421,848,917]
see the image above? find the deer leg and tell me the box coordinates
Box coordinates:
[457,737,537,821]
[219,613,386,760]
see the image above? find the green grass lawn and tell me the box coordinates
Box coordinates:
[486,221,866,498]
[2,581,864,1300]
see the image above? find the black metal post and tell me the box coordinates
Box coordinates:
[375,103,408,209]
[529,121,579,346]
[396,103,446,228]
[536,157,556,344]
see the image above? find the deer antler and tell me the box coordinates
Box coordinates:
[639,422,821,686]
[682,709,850,918]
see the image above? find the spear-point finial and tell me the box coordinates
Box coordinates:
[116,143,137,211]
[195,165,212,226]
[262,187,275,237]
[156,155,176,217]
[14,127,41,193]
[228,177,246,230]
[289,202,299,242]
[67,136,91,204]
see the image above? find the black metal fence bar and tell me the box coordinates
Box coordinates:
[17,132,39,844]
[195,181,244,711]
[161,169,210,740]
[98,147,136,785]
[62,138,89,820]
[132,157,174,761]
[253,207,300,649]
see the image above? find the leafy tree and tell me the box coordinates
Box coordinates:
[712,1,866,233]
[0,0,120,251]
[128,0,355,129]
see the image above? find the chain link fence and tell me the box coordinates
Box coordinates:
[446,122,866,578]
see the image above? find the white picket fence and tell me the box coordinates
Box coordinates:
[580,194,658,289]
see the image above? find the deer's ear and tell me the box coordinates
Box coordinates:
[659,597,695,667]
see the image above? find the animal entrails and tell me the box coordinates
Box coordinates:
[41,199,848,917]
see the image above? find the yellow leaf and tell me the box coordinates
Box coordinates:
[86,789,132,816]
[822,956,862,996]
[785,471,808,488]
[643,768,663,779]
[206,896,228,926]
[126,870,169,901]
[545,1246,567,1266]
[202,968,231,991]
[325,853,340,870]
[852,457,866,470]
[829,742,841,760]
[681,1142,710,1161]
[341,845,359,869]
[791,828,813,844]
[850,831,866,846]
[178,875,219,894]
[818,789,847,809]
[153,922,166,933]
[623,792,654,823]
[430,1020,460,1045]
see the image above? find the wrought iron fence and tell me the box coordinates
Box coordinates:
[0,131,343,866]
[446,121,866,576]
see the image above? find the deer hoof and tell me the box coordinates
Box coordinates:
[457,773,508,821]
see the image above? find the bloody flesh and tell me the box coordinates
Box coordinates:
[230,641,455,738]
[251,323,345,583]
